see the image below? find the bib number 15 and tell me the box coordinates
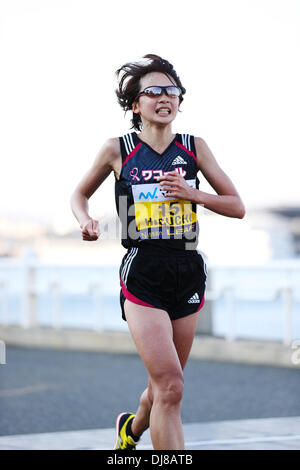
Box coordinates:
[158,201,181,217]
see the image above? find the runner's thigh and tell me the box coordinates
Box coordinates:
[172,311,200,370]
[124,299,183,384]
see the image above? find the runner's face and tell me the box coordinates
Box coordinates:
[132,72,181,126]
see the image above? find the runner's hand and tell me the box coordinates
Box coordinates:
[80,218,100,241]
[158,171,194,200]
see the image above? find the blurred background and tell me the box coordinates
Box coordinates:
[0,0,300,446]
[0,0,299,341]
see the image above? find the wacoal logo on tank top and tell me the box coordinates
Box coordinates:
[130,167,187,182]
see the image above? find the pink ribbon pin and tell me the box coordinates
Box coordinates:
[130,167,140,181]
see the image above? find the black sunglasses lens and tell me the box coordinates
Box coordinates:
[166,86,180,97]
[144,86,163,96]
[142,86,181,98]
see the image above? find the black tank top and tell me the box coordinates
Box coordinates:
[115,132,200,252]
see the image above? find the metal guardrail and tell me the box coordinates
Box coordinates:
[0,258,299,345]
[204,286,295,345]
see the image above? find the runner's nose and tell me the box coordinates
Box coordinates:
[158,89,170,100]
[157,97,170,106]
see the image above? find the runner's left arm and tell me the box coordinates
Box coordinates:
[158,137,245,219]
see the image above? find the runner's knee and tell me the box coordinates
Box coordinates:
[139,386,152,409]
[152,373,184,406]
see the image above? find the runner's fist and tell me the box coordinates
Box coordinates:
[80,218,100,241]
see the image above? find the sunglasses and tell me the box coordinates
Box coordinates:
[134,86,182,102]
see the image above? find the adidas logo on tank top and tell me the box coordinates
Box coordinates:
[172,156,187,165]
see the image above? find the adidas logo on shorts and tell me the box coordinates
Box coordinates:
[172,156,187,165]
[188,292,200,304]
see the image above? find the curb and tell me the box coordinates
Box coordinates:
[0,325,298,369]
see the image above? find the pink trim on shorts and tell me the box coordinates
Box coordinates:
[121,279,155,308]
[197,293,205,311]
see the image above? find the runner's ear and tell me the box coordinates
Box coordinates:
[132,102,140,114]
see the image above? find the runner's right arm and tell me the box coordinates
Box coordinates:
[70,137,120,241]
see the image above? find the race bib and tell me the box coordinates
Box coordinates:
[131,180,197,240]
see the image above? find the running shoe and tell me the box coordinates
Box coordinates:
[114,412,139,450]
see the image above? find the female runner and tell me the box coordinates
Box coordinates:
[70,54,245,450]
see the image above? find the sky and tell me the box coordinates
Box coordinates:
[0,0,299,234]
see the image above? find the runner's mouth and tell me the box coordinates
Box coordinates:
[155,108,171,115]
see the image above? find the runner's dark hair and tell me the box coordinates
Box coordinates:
[115,54,186,131]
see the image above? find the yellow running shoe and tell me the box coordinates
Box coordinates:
[114,412,139,450]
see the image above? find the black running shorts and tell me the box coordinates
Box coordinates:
[119,245,207,321]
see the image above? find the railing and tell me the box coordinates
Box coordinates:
[204,285,295,345]
[0,256,299,345]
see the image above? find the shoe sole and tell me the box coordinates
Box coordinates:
[114,412,127,449]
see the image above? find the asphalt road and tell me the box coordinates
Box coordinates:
[0,345,299,436]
